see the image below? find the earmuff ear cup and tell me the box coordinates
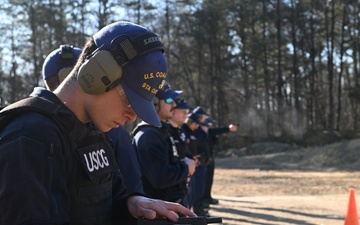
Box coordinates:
[58,67,72,83]
[78,50,123,95]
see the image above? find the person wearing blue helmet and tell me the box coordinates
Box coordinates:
[0,21,196,224]
[42,45,82,91]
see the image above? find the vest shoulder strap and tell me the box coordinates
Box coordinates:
[0,96,86,148]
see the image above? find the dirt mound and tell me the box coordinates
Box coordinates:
[216,138,360,171]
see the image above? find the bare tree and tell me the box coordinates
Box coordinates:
[324,0,335,131]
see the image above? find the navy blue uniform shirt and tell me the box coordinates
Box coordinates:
[107,126,144,194]
[132,121,188,203]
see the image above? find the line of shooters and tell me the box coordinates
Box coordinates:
[0,21,237,224]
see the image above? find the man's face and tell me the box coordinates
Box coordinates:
[199,114,207,123]
[157,98,176,121]
[189,122,199,131]
[85,85,137,132]
[170,108,189,127]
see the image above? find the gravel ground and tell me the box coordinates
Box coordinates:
[207,139,360,225]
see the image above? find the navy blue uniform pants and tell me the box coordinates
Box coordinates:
[189,164,207,208]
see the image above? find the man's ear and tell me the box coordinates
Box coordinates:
[153,97,160,111]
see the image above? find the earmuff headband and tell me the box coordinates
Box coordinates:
[60,45,74,67]
[58,45,75,83]
[77,31,165,95]
[110,32,165,67]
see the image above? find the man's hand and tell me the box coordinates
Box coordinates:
[127,196,197,221]
[184,157,196,176]
[192,155,201,166]
[229,124,238,132]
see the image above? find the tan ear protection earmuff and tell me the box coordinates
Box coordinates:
[78,50,122,95]
[77,32,165,95]
[58,45,75,83]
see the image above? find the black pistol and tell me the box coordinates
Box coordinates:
[137,216,222,225]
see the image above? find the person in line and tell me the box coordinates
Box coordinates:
[182,112,202,159]
[168,98,194,208]
[132,83,196,207]
[168,98,194,160]
[181,111,202,212]
[203,119,238,206]
[0,21,196,225]
[107,126,145,194]
[187,107,211,216]
[42,44,82,91]
[42,45,144,194]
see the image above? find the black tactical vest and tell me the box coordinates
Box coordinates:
[0,96,118,225]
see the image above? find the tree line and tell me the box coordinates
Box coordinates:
[1,0,360,149]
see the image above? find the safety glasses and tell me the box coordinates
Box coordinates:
[117,86,132,108]
[164,98,174,104]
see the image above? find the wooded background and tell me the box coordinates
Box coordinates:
[1,0,360,150]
